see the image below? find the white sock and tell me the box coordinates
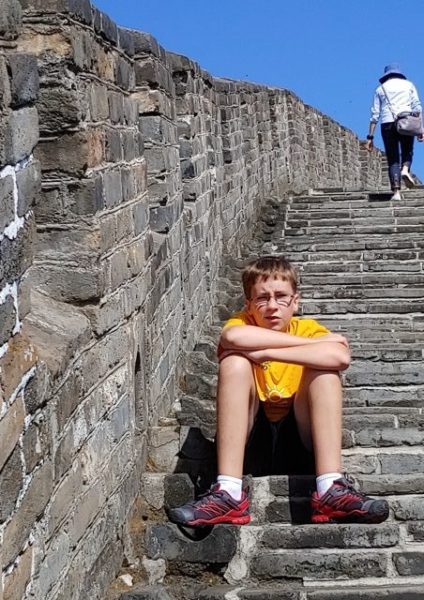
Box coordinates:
[216,475,243,501]
[316,472,342,497]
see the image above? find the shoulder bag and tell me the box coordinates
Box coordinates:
[381,85,423,136]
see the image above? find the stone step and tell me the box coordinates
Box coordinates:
[283,224,424,238]
[178,387,424,434]
[300,298,424,315]
[249,547,424,582]
[279,237,424,253]
[143,521,424,589]
[287,205,424,219]
[343,386,424,408]
[196,584,424,600]
[286,216,424,231]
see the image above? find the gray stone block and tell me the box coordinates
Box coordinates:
[2,460,53,566]
[122,586,174,600]
[38,86,82,135]
[8,54,39,108]
[393,552,424,576]
[307,586,424,599]
[0,220,34,289]
[0,445,23,523]
[0,0,22,40]
[0,295,16,346]
[103,169,123,208]
[0,173,15,231]
[16,159,41,217]
[251,549,388,580]
[0,107,39,166]
[146,523,238,563]
[261,523,399,549]
[118,27,135,57]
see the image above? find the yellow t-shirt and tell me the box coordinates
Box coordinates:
[222,311,329,421]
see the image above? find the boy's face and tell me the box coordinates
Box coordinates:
[246,276,299,331]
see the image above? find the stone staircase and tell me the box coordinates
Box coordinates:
[120,188,424,599]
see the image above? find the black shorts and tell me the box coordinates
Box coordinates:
[243,403,315,476]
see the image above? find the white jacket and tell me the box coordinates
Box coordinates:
[370,78,422,124]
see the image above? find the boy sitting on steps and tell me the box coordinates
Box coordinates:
[169,256,389,526]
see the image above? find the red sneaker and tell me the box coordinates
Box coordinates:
[311,475,389,524]
[168,484,250,527]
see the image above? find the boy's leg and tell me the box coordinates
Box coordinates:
[293,368,342,475]
[216,354,258,478]
[294,367,389,524]
[168,354,256,526]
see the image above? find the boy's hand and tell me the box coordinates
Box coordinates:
[312,333,350,349]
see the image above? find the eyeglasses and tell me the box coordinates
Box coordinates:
[252,294,296,308]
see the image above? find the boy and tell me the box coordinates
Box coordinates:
[169,256,389,526]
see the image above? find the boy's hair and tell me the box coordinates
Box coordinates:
[242,255,298,299]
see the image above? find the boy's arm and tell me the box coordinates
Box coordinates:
[220,324,348,351]
[238,342,351,371]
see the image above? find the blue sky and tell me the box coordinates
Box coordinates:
[95,0,424,179]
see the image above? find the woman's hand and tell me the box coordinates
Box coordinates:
[418,132,424,142]
[365,139,374,151]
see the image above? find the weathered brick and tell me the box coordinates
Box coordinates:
[3,545,33,600]
[0,445,23,523]
[7,53,39,108]
[0,107,39,166]
[0,294,16,346]
[0,395,24,467]
[0,332,37,401]
[16,159,41,217]
[251,549,388,580]
[0,0,22,40]
[146,523,238,563]
[2,460,53,566]
[22,410,52,473]
[35,129,104,176]
[393,551,424,576]
[0,177,15,239]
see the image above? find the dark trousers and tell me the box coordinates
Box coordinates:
[381,122,414,190]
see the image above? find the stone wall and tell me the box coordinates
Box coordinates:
[0,1,387,598]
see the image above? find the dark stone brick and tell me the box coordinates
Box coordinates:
[149,196,183,234]
[22,412,52,474]
[261,523,399,549]
[118,27,135,57]
[0,106,39,166]
[131,31,161,58]
[307,586,424,599]
[146,523,238,563]
[23,363,51,415]
[0,220,34,289]
[0,295,16,346]
[8,54,39,108]
[38,86,82,134]
[393,551,424,576]
[0,445,23,523]
[164,473,194,509]
[16,159,41,217]
[0,173,15,231]
[0,0,22,40]
[116,56,133,90]
[105,128,122,162]
[251,549,388,580]
[2,460,53,565]
[122,586,174,600]
[93,9,118,44]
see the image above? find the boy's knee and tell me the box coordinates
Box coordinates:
[219,353,253,377]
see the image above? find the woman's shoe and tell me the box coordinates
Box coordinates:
[391,190,401,201]
[401,166,415,188]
